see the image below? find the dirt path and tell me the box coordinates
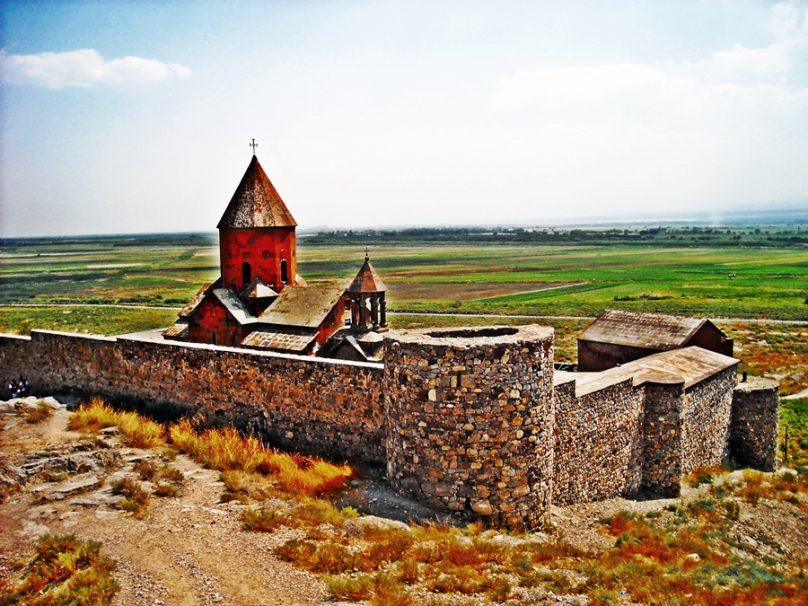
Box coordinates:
[0,403,330,606]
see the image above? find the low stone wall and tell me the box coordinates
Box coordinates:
[731,378,779,471]
[383,326,555,530]
[0,331,385,463]
[553,378,644,504]
[680,367,736,475]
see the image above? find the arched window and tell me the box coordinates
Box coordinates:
[280,258,289,283]
[242,262,251,285]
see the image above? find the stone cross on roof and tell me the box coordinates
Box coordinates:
[249,138,258,155]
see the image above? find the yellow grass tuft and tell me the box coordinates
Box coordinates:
[24,400,54,424]
[69,399,352,500]
[69,397,165,449]
[169,418,353,498]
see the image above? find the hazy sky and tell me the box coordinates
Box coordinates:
[1,0,807,237]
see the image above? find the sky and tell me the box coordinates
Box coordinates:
[1,0,807,237]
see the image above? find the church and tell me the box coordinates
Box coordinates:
[162,150,387,361]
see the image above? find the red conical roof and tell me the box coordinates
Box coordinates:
[347,255,387,293]
[217,155,297,229]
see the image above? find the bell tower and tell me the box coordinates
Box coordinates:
[217,153,298,293]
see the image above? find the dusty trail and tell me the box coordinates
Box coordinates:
[0,404,330,606]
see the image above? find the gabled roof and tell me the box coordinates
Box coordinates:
[579,310,715,351]
[217,155,297,229]
[574,346,738,395]
[179,278,221,318]
[240,277,278,299]
[258,286,345,329]
[347,256,387,293]
[212,288,259,325]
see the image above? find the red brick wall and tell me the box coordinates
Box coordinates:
[219,227,297,292]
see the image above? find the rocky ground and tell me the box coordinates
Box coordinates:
[1,397,806,605]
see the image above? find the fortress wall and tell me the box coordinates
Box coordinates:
[552,378,644,505]
[731,378,780,471]
[383,326,555,530]
[641,381,684,497]
[0,331,386,462]
[679,367,737,475]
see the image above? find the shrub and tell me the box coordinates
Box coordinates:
[153,482,179,497]
[242,507,288,532]
[24,400,54,424]
[4,534,119,604]
[133,459,158,481]
[326,574,373,600]
[111,477,150,516]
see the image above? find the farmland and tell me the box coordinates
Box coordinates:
[1,228,806,393]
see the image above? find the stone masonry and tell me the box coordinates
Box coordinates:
[731,377,780,471]
[0,326,780,530]
[383,326,555,530]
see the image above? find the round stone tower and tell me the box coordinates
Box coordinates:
[383,325,555,530]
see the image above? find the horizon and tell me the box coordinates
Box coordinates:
[2,1,808,238]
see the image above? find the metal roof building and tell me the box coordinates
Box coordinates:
[577,309,733,372]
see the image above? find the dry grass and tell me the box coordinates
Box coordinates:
[70,399,352,502]
[169,418,353,498]
[2,534,119,604]
[111,477,150,517]
[24,400,54,424]
[69,397,165,449]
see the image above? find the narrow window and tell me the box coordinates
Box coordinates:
[242,262,251,285]
[280,258,289,283]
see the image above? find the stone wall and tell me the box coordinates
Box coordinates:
[552,378,644,504]
[382,326,555,530]
[0,326,779,531]
[642,381,684,497]
[0,331,385,463]
[680,367,736,475]
[731,378,780,471]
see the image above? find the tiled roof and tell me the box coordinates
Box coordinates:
[258,286,345,329]
[241,329,316,353]
[579,310,709,350]
[162,322,188,339]
[217,155,297,229]
[347,257,387,293]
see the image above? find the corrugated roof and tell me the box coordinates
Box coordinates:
[574,346,738,395]
[240,277,278,299]
[347,256,387,293]
[212,288,259,325]
[217,155,297,229]
[241,329,316,353]
[579,310,706,350]
[258,286,345,329]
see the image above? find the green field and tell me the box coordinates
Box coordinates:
[1,230,806,393]
[5,234,804,319]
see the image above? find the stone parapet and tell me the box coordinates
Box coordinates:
[731,377,779,471]
[553,378,643,504]
[382,326,555,530]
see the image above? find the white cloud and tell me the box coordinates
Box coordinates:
[0,48,190,89]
